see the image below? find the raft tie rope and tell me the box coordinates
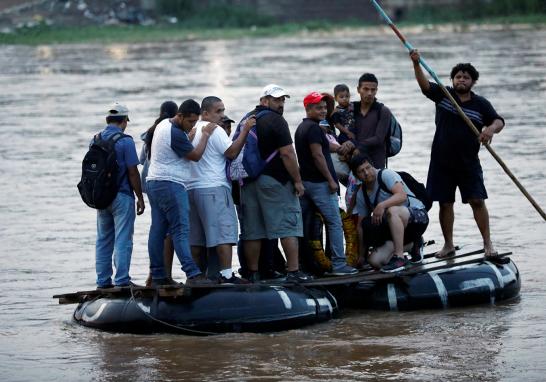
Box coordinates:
[129,285,218,336]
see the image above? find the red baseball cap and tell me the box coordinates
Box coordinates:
[303,92,325,108]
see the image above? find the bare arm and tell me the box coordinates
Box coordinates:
[127,165,145,215]
[479,118,505,144]
[371,182,407,225]
[279,144,304,196]
[334,122,355,140]
[409,49,430,93]
[224,116,255,160]
[310,142,338,193]
[185,123,217,162]
[337,140,355,156]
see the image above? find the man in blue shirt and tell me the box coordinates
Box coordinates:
[95,102,145,289]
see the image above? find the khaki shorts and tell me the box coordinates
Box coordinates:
[240,175,303,240]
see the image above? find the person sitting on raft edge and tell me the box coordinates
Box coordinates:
[350,154,429,273]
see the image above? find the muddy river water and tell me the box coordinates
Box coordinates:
[1,27,545,381]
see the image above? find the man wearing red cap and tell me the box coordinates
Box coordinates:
[295,92,359,276]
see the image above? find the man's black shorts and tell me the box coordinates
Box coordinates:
[361,208,429,248]
[426,160,488,203]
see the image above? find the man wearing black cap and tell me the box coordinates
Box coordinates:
[220,115,235,136]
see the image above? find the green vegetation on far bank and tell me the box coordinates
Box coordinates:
[1,13,545,46]
[0,21,343,46]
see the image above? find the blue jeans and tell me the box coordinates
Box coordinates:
[302,181,347,269]
[96,192,135,287]
[146,180,201,280]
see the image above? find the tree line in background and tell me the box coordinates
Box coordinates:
[155,0,546,27]
[155,0,275,28]
[406,0,546,23]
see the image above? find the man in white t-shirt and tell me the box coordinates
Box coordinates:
[187,96,255,284]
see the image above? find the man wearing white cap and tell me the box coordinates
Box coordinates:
[95,102,145,289]
[239,84,311,283]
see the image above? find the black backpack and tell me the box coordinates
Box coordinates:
[362,169,432,212]
[77,132,129,209]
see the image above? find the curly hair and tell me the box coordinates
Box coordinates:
[450,63,479,82]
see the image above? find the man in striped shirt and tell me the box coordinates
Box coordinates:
[410,49,504,259]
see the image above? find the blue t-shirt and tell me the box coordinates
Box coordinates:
[169,124,194,158]
[98,125,139,197]
[356,169,425,217]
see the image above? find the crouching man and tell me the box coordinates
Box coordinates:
[350,154,429,273]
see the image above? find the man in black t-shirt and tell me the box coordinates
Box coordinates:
[239,84,311,283]
[410,50,505,259]
[295,92,358,276]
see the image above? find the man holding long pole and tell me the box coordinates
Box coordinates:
[409,49,504,258]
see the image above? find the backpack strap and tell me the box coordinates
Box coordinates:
[95,132,129,148]
[253,109,278,162]
[376,169,388,195]
[377,169,412,206]
[232,109,273,141]
[361,177,382,216]
[232,111,256,141]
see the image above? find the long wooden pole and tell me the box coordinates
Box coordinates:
[370,0,546,221]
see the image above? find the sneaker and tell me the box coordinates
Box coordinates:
[381,256,410,273]
[150,278,180,288]
[96,284,114,290]
[219,273,250,285]
[248,271,261,283]
[116,281,142,288]
[285,270,313,283]
[260,269,286,281]
[186,274,217,287]
[327,265,359,276]
[410,237,424,264]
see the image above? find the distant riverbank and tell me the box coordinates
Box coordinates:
[1,14,545,46]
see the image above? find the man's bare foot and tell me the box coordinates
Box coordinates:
[434,245,456,259]
[484,243,499,258]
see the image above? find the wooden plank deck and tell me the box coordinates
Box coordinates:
[53,248,511,304]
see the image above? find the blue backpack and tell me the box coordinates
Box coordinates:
[227,109,275,184]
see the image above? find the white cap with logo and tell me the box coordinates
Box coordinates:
[260,84,290,99]
[107,102,130,120]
